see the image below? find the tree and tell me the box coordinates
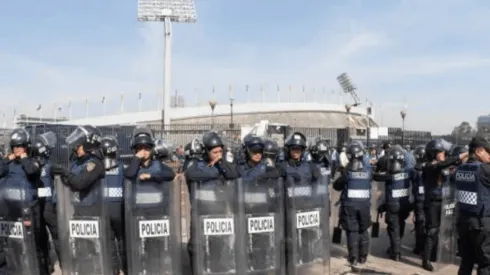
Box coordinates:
[451,121,475,143]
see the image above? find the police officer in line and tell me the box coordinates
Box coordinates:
[310,138,332,177]
[411,145,426,255]
[184,131,240,272]
[263,139,279,165]
[99,136,127,274]
[278,132,320,182]
[449,145,468,258]
[181,139,203,173]
[454,136,490,275]
[2,128,49,274]
[375,141,392,173]
[238,135,282,180]
[0,152,7,275]
[31,132,60,273]
[373,145,415,261]
[123,130,176,188]
[153,139,173,163]
[51,125,117,274]
[422,139,468,271]
[333,142,373,266]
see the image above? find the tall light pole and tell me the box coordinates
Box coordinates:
[137,0,197,127]
[229,98,234,129]
[345,104,352,142]
[209,100,217,128]
[400,109,407,146]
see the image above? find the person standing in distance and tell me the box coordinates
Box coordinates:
[454,137,490,275]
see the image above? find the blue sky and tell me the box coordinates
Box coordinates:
[1,0,489,134]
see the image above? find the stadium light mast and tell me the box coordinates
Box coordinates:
[337,73,361,107]
[137,0,197,126]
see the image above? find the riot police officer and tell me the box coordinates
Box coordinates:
[263,139,279,165]
[52,125,117,274]
[1,128,49,274]
[238,135,282,180]
[455,136,490,275]
[333,142,373,266]
[449,145,468,258]
[411,145,426,255]
[181,139,203,173]
[185,131,240,274]
[422,139,468,271]
[373,145,415,261]
[123,128,177,274]
[31,131,60,273]
[279,132,320,182]
[100,136,126,274]
[310,138,332,176]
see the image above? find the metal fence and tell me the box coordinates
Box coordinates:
[7,123,432,166]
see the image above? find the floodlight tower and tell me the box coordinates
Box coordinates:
[137,0,197,126]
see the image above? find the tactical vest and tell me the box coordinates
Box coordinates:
[385,168,411,205]
[71,157,102,206]
[344,168,371,205]
[284,161,312,182]
[412,168,425,202]
[103,163,125,202]
[239,161,267,181]
[39,162,55,203]
[4,160,37,202]
[455,162,490,217]
[133,160,169,207]
[425,168,450,200]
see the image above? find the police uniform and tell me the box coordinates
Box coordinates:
[333,166,372,265]
[455,137,490,275]
[373,147,414,260]
[412,162,425,254]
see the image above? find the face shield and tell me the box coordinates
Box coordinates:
[39,131,57,148]
[66,126,89,151]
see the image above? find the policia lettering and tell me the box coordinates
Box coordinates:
[204,218,234,236]
[248,216,274,234]
[0,221,24,239]
[69,221,100,238]
[296,211,320,229]
[139,220,170,238]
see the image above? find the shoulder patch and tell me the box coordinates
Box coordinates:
[86,162,96,172]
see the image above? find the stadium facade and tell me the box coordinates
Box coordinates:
[36,102,376,129]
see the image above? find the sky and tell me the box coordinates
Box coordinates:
[1,0,490,134]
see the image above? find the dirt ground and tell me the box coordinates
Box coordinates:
[52,180,467,275]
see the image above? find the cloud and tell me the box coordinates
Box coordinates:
[1,1,489,134]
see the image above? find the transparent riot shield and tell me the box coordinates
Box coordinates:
[236,178,284,275]
[190,179,242,275]
[0,180,41,274]
[436,184,457,270]
[55,175,112,275]
[124,178,182,275]
[285,175,330,275]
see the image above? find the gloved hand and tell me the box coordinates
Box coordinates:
[51,164,68,176]
[377,203,386,214]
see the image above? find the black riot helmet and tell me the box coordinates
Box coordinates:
[425,138,452,161]
[9,128,30,149]
[184,138,204,159]
[387,145,405,173]
[450,145,468,157]
[31,131,57,165]
[413,145,426,163]
[243,135,264,156]
[66,125,102,152]
[263,139,279,160]
[285,132,307,148]
[153,139,174,161]
[311,138,330,161]
[131,126,154,151]
[100,136,119,169]
[202,131,224,151]
[346,142,364,171]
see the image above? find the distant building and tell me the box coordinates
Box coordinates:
[477,115,490,135]
[15,114,68,128]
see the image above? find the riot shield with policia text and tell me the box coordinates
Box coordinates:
[285,175,330,275]
[124,177,182,275]
[0,178,42,274]
[55,175,112,275]
[237,177,284,275]
[435,184,457,270]
[190,179,245,275]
